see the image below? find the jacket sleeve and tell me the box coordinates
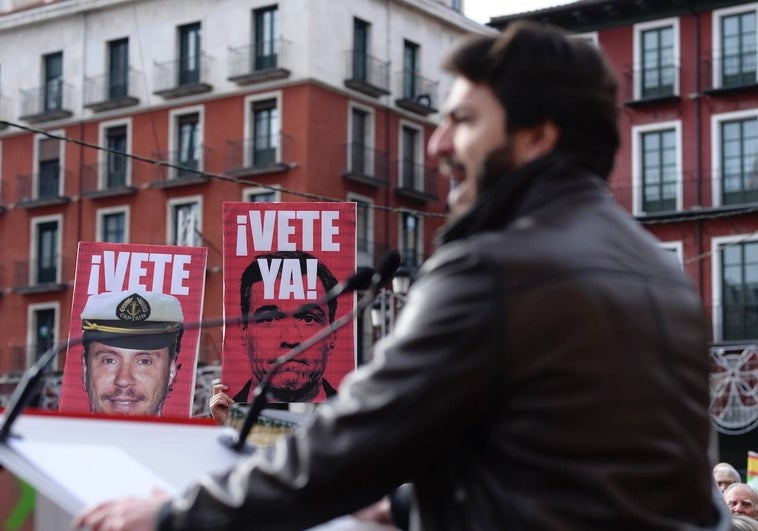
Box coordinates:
[162,244,507,531]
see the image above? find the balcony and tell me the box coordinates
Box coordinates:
[344,50,390,98]
[394,160,438,202]
[150,146,212,187]
[19,80,73,123]
[83,69,141,112]
[153,54,213,98]
[226,134,293,178]
[703,51,758,96]
[609,172,758,220]
[341,143,388,188]
[12,256,68,294]
[394,72,439,116]
[15,171,71,208]
[81,161,137,199]
[227,38,291,85]
[621,63,680,107]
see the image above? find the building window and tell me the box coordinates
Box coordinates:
[44,52,63,111]
[33,218,59,285]
[349,106,372,175]
[721,116,758,205]
[632,121,681,215]
[721,10,757,88]
[37,137,60,199]
[169,198,201,246]
[403,40,419,99]
[243,185,279,202]
[719,239,758,341]
[252,99,279,167]
[179,22,201,85]
[351,197,373,267]
[98,208,128,243]
[400,125,422,190]
[400,212,419,270]
[30,305,56,370]
[176,112,200,177]
[108,38,129,99]
[352,18,369,81]
[641,26,675,98]
[105,125,127,188]
[640,128,677,212]
[254,6,278,70]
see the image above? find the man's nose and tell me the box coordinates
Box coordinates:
[427,123,452,161]
[114,363,135,387]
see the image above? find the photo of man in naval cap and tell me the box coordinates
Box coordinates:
[80,290,184,416]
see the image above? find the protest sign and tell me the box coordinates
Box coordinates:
[222,202,356,403]
[59,242,207,417]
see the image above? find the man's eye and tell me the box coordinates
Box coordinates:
[101,357,117,365]
[137,358,153,366]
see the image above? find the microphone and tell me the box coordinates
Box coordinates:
[222,250,401,453]
[320,266,376,303]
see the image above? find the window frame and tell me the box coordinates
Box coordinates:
[29,214,62,286]
[633,17,679,100]
[32,131,64,200]
[711,233,758,341]
[26,301,60,370]
[168,105,204,179]
[711,108,758,206]
[712,3,758,89]
[96,205,130,243]
[398,120,424,191]
[347,101,375,176]
[348,192,374,267]
[631,119,683,215]
[98,117,132,189]
[167,195,203,247]
[243,90,281,169]
[242,185,280,203]
[398,211,422,271]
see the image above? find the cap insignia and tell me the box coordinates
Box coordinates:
[116,293,151,322]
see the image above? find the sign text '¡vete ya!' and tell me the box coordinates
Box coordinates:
[235,210,341,301]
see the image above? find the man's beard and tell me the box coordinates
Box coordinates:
[477,140,518,194]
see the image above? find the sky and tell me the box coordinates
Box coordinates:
[464,0,576,24]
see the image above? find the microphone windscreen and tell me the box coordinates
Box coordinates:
[347,267,377,292]
[376,250,402,285]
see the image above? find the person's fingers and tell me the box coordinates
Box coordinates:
[212,383,229,395]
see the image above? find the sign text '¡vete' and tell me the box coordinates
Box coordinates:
[235,210,341,256]
[87,251,193,296]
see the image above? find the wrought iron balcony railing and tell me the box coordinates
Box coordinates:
[395,71,439,115]
[84,68,141,111]
[394,160,438,202]
[228,38,291,83]
[703,50,758,93]
[226,134,292,177]
[344,50,390,97]
[19,80,74,123]
[153,54,213,97]
[622,62,680,104]
[341,143,388,187]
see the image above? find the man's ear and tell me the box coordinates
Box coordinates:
[512,121,560,167]
[168,360,178,392]
[81,356,88,387]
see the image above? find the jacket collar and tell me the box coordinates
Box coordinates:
[437,152,603,245]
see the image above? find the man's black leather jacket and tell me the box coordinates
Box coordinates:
[159,154,729,530]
